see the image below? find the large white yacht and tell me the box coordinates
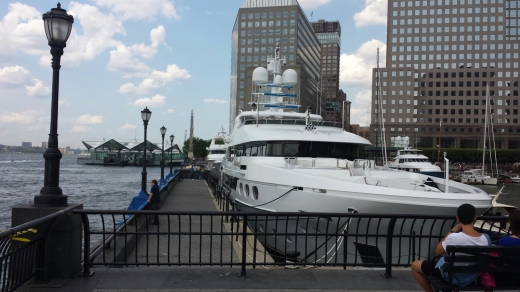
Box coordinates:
[220,44,491,264]
[206,127,227,180]
[384,136,444,178]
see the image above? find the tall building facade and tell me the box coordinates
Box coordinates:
[230,0,322,131]
[371,0,520,149]
[311,20,342,122]
[21,142,32,148]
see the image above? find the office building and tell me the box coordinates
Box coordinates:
[230,0,322,130]
[42,142,48,149]
[311,19,343,122]
[21,142,32,148]
[371,0,520,149]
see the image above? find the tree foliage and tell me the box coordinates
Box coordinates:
[182,137,211,158]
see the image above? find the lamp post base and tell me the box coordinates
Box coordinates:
[34,188,68,206]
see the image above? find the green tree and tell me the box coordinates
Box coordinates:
[182,137,211,158]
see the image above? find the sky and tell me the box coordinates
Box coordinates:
[0,0,387,149]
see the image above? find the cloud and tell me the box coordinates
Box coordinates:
[107,25,168,77]
[59,99,71,107]
[76,114,103,124]
[339,39,386,88]
[26,79,50,96]
[0,3,48,63]
[131,94,166,107]
[297,0,332,9]
[354,0,387,27]
[92,0,178,20]
[204,99,226,104]
[0,110,38,124]
[0,65,31,85]
[121,123,137,129]
[150,25,166,48]
[349,90,372,126]
[71,125,92,132]
[340,40,385,126]
[0,66,50,96]
[39,2,126,67]
[107,45,151,76]
[119,64,190,94]
[167,109,175,113]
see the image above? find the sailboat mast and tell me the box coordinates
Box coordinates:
[482,86,488,174]
[376,47,388,164]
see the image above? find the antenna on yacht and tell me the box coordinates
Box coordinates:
[306,106,311,126]
[376,47,388,165]
[250,42,299,124]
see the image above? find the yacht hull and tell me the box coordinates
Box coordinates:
[234,194,454,265]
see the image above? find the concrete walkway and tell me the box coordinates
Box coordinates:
[17,179,423,291]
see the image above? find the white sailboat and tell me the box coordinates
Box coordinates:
[461,86,498,185]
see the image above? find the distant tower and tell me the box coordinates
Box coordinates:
[184,130,187,144]
[188,110,194,159]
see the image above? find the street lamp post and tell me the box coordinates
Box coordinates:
[141,107,152,192]
[160,126,166,180]
[34,3,74,206]
[169,134,174,174]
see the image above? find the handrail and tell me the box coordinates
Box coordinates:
[0,207,75,240]
[76,208,510,278]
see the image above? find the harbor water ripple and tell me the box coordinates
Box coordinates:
[1,153,519,231]
[0,153,171,230]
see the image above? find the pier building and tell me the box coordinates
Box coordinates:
[229,0,323,131]
[371,0,520,149]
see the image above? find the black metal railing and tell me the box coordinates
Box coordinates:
[0,208,73,292]
[75,209,510,278]
[84,171,182,266]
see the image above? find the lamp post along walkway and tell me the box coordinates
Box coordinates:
[169,134,174,174]
[35,3,74,206]
[141,107,152,192]
[160,126,166,180]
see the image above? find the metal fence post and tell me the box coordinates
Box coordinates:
[382,217,397,278]
[238,215,248,277]
[80,213,94,277]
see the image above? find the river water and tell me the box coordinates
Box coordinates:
[1,153,519,231]
[0,153,173,230]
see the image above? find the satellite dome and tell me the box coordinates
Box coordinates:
[282,69,297,85]
[274,74,282,85]
[252,67,268,85]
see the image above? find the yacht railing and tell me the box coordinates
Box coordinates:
[243,118,341,128]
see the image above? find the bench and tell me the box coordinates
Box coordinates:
[427,245,520,291]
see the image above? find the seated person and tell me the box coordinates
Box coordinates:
[411,204,490,292]
[495,209,520,285]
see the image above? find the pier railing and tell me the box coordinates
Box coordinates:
[0,208,74,292]
[74,209,510,278]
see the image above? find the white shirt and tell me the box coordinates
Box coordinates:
[442,232,489,266]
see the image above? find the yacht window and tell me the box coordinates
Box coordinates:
[266,142,284,156]
[284,143,299,157]
[398,159,401,163]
